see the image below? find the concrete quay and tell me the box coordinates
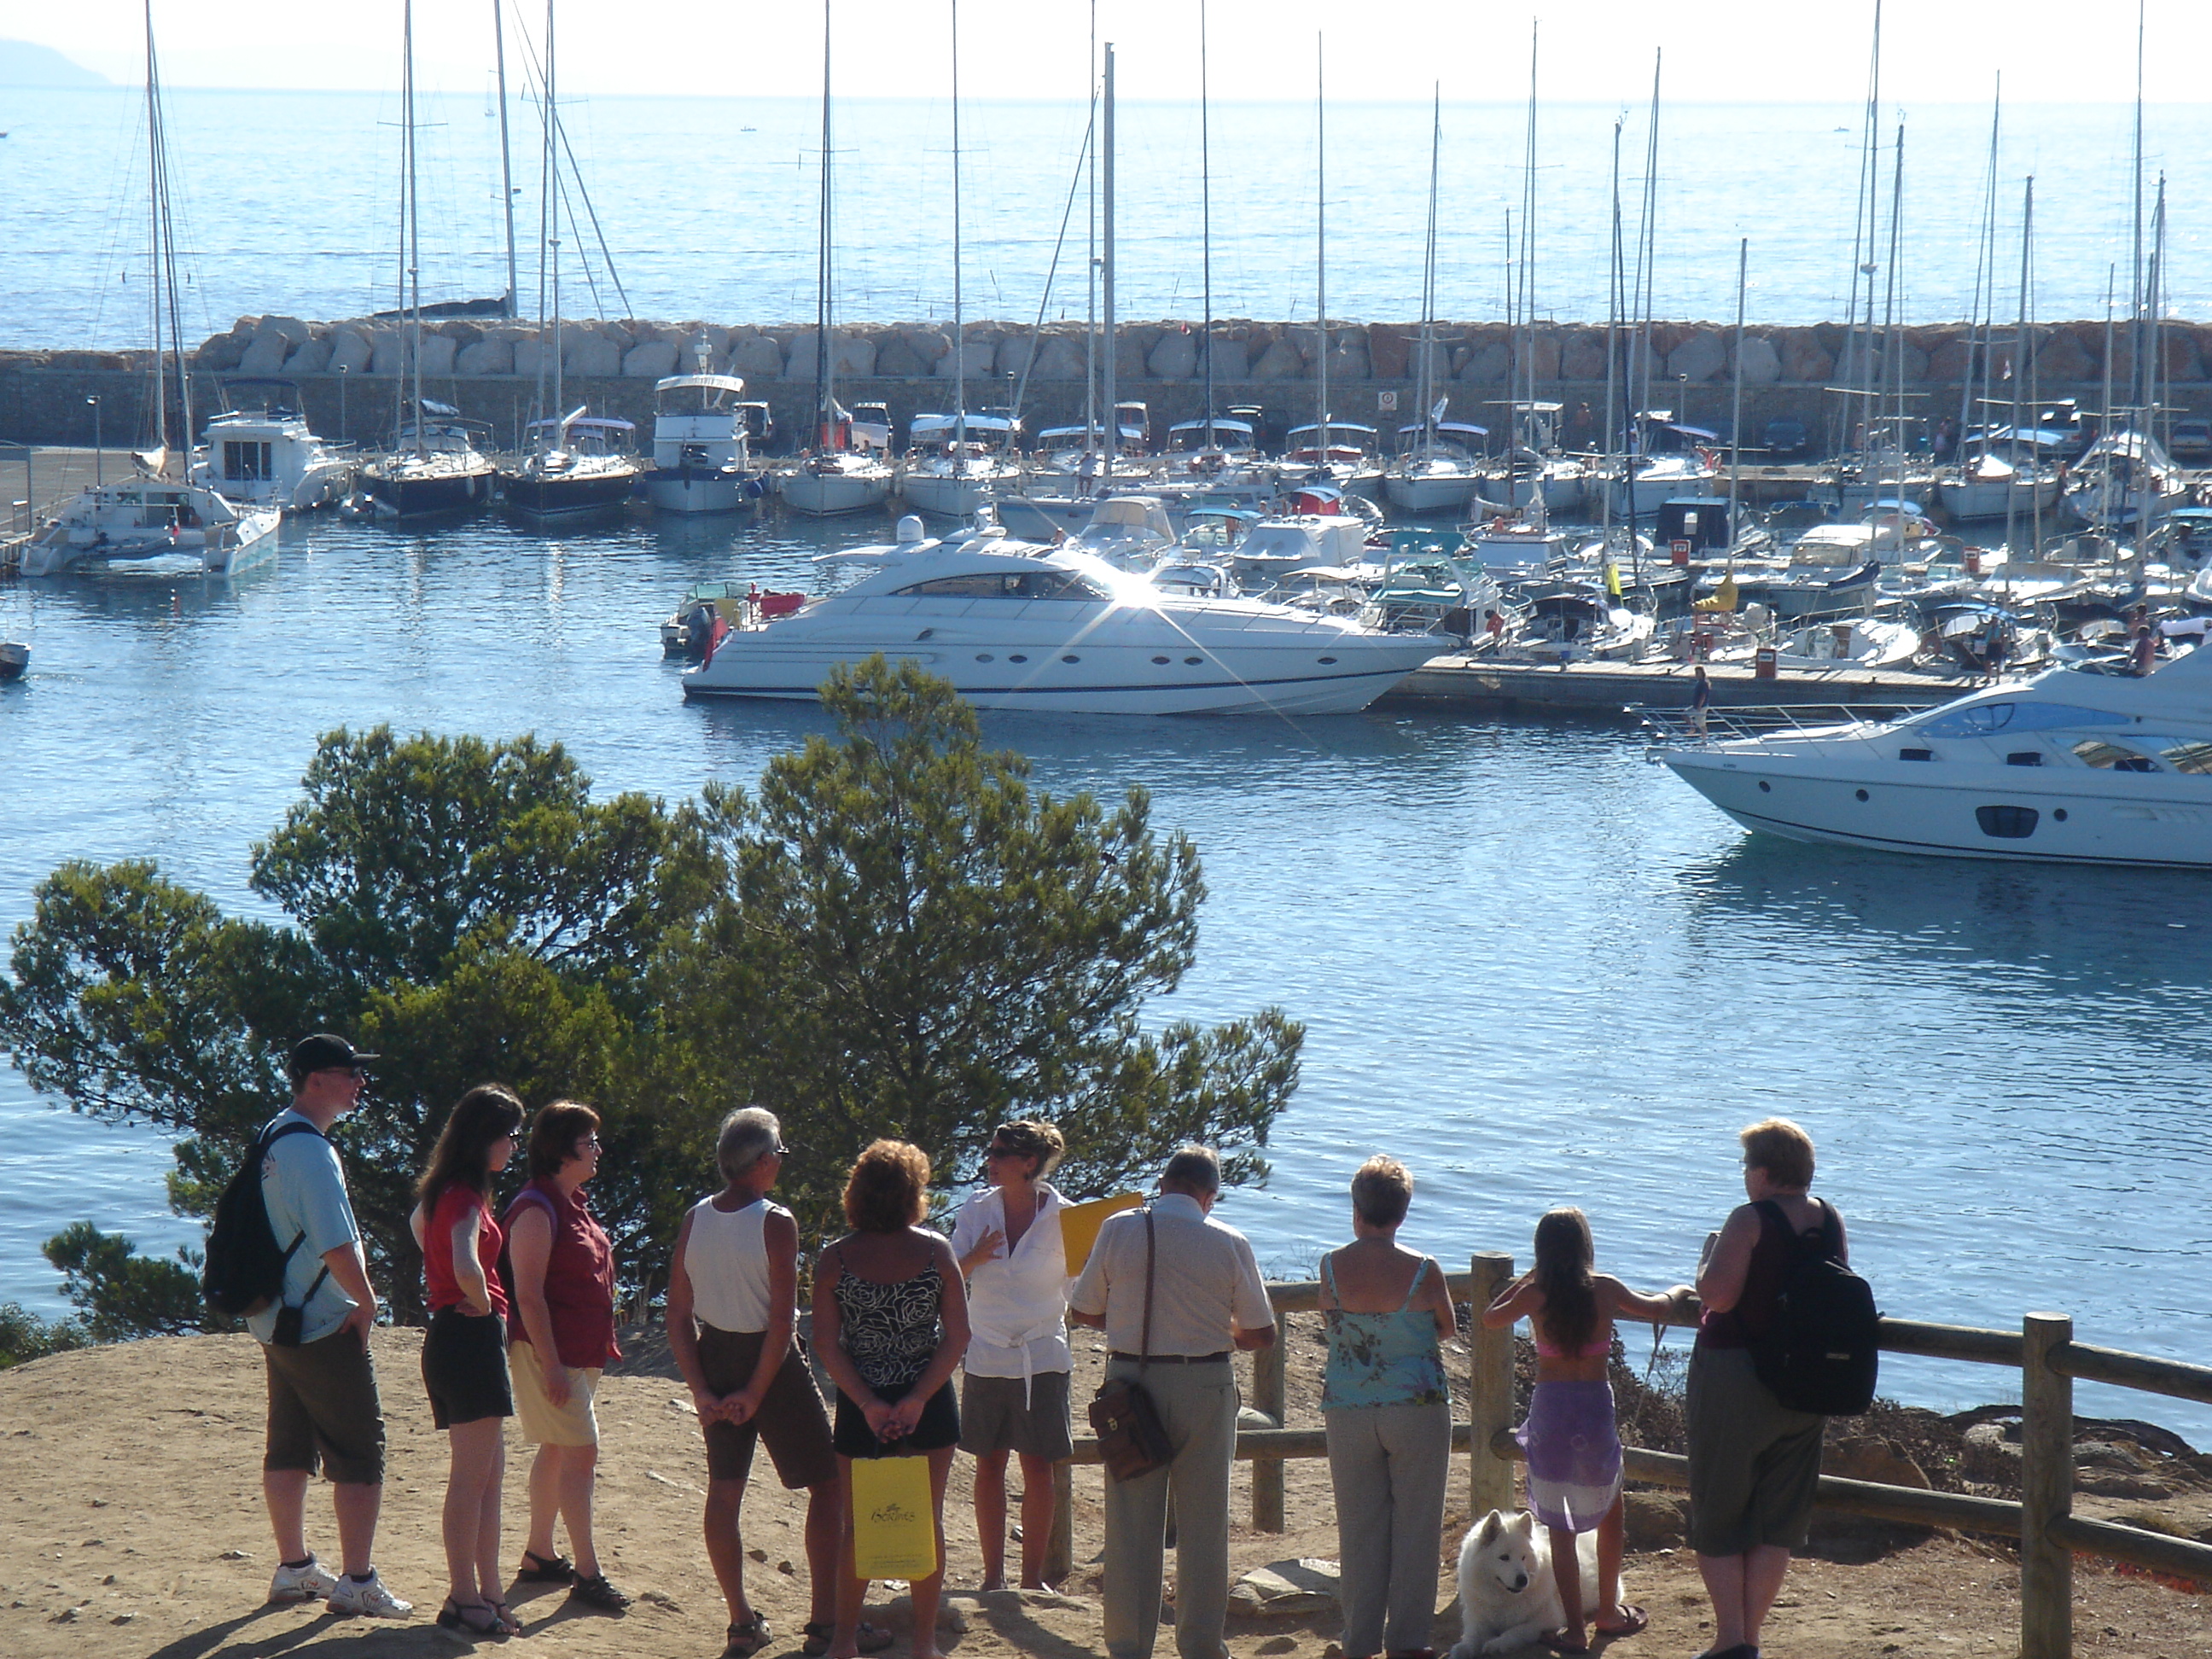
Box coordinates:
[1382,653,1976,716]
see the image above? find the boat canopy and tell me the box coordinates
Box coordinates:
[1396,421,1487,440]
[1083,495,1175,539]
[2166,506,2212,524]
[527,416,637,433]
[1288,422,1380,439]
[1038,422,1146,445]
[1167,417,1256,439]
[655,373,747,398]
[910,412,1019,439]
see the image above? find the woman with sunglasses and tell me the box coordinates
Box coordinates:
[947,1121,1072,1591]
[667,1109,854,1659]
[409,1083,527,1637]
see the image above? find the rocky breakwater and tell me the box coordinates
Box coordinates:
[5,312,2209,449]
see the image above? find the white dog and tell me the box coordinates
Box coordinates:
[1447,1508,1599,1657]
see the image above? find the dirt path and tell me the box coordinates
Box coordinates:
[1,1328,2206,1659]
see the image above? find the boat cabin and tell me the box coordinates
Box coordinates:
[906,411,1020,457]
[1165,416,1259,457]
[1284,421,1380,466]
[1394,420,1488,458]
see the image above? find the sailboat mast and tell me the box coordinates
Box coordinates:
[1199,0,1214,443]
[1960,78,2000,452]
[1101,42,1115,480]
[1085,0,1097,451]
[2130,0,2146,421]
[1417,85,1439,462]
[952,0,964,469]
[492,0,520,318]
[546,0,562,431]
[1603,116,1621,538]
[406,0,425,457]
[1729,238,1746,541]
[1314,33,1326,461]
[142,1,166,459]
[816,0,833,448]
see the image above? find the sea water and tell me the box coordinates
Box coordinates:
[3,506,2210,1440]
[3,89,2210,350]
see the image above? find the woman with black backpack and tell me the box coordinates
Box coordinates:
[1685,1117,1859,1659]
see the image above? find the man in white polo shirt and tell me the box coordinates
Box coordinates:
[1069,1145,1276,1659]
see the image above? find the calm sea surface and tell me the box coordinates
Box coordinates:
[3,89,2211,348]
[3,505,2210,1440]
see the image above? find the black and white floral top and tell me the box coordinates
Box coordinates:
[834,1248,944,1393]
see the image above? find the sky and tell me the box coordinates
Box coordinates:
[2,0,2206,106]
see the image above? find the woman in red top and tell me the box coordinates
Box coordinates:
[409,1082,527,1638]
[505,1100,632,1614]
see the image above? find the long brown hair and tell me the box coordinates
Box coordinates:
[1532,1208,1599,1354]
[417,1084,526,1211]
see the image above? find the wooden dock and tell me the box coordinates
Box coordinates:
[1381,652,1977,716]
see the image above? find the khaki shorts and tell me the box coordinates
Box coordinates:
[510,1338,602,1447]
[958,1371,1074,1461]
[1685,1342,1825,1556]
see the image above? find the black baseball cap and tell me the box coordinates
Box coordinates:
[288,1033,379,1077]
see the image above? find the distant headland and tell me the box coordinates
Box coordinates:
[0,39,108,89]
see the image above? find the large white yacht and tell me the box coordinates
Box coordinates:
[190,381,354,510]
[681,527,1441,715]
[1661,647,2212,867]
[643,373,760,514]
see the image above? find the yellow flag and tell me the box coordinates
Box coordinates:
[1058,1192,1144,1276]
[1604,561,1622,597]
[850,1455,939,1580]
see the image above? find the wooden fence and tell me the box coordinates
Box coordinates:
[1048,1251,2212,1659]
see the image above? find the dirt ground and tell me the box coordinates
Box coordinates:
[2,1321,2208,1659]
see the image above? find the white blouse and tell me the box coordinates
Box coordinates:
[948,1182,1073,1380]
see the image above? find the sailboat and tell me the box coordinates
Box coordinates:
[21,3,280,577]
[900,1,1020,518]
[1383,90,1486,516]
[780,0,894,518]
[498,0,643,521]
[357,0,498,521]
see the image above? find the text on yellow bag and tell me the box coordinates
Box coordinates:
[850,1454,938,1580]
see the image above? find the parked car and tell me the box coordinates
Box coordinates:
[2168,416,2212,461]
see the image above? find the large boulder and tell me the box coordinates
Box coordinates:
[899,329,951,372]
[1202,331,1249,380]
[441,320,485,350]
[456,337,515,375]
[416,332,457,376]
[726,332,784,377]
[283,335,333,375]
[1523,329,1562,383]
[873,336,929,377]
[596,321,635,353]
[1559,328,1609,381]
[624,339,681,379]
[783,331,876,380]
[236,335,292,376]
[1367,323,1412,381]
[513,335,544,379]
[565,333,621,378]
[1735,334,1783,386]
[2034,329,2095,383]
[1250,337,1305,381]
[369,328,406,377]
[255,314,313,349]
[1148,329,1198,381]
[327,327,374,375]
[1027,334,1086,380]
[1668,329,1730,383]
[938,341,996,379]
[1458,341,1511,385]
[194,330,247,372]
[2162,331,2204,385]
[1326,334,1370,381]
[1115,328,1156,380]
[1780,330,1834,382]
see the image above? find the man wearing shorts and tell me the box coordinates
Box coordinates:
[253,1033,410,1619]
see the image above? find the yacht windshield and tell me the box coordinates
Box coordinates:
[894,569,1109,601]
[1916,701,2130,737]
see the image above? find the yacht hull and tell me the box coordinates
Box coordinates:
[779,469,894,516]
[1663,744,2212,869]
[643,469,755,514]
[899,471,998,517]
[1382,472,1481,515]
[359,463,495,520]
[500,468,638,521]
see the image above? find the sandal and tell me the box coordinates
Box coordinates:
[723,1615,774,1659]
[1593,1605,1649,1639]
[568,1573,632,1613]
[484,1598,522,1635]
[802,1621,895,1656]
[437,1598,509,1638]
[515,1550,574,1584]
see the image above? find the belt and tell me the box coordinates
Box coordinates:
[1109,1350,1229,1365]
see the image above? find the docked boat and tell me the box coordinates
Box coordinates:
[501,411,642,521]
[1936,449,2062,522]
[1231,515,1371,591]
[1662,643,2212,866]
[899,414,1022,517]
[190,379,354,509]
[680,531,1440,715]
[20,477,279,576]
[2064,429,2189,532]
[642,374,761,514]
[1383,422,1490,515]
[355,399,497,520]
[0,640,25,682]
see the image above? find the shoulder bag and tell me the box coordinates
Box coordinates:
[1086,1207,1173,1481]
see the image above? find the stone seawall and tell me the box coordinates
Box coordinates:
[4,311,2207,450]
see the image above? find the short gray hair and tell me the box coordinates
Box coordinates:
[716,1107,781,1184]
[1161,1144,1220,1194]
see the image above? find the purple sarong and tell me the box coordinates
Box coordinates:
[1516,1378,1622,1532]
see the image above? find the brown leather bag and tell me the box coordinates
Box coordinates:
[1086,1208,1173,1481]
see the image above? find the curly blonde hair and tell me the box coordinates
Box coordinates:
[844,1139,931,1231]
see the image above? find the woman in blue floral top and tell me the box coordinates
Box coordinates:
[1318,1156,1458,1659]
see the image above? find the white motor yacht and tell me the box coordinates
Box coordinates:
[780,449,896,517]
[1231,515,1371,591]
[643,374,761,514]
[899,414,1022,517]
[1661,646,2212,866]
[681,532,1440,715]
[1382,422,1490,515]
[20,475,280,576]
[190,380,354,509]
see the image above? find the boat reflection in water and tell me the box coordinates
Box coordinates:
[1661,643,2212,867]
[682,519,1441,715]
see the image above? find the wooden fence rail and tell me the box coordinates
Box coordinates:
[1047,1249,2212,1659]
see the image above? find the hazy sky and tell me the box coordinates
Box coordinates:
[3,0,2204,105]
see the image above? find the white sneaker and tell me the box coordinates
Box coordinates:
[325,1571,413,1619]
[267,1555,338,1604]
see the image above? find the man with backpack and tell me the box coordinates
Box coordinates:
[246,1034,411,1618]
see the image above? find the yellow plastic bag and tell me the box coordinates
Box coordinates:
[849,1454,938,1580]
[1058,1191,1144,1276]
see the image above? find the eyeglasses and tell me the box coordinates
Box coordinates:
[771,1144,794,1157]
[985,1146,1020,1161]
[498,1130,521,1142]
[579,1135,602,1150]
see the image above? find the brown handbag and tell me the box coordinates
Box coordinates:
[1086,1207,1173,1481]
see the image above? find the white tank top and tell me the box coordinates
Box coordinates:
[684,1196,786,1333]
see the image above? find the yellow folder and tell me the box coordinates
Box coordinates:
[849,1453,939,1580]
[1058,1191,1144,1276]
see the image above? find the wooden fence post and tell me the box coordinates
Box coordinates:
[1046,1463,1074,1587]
[1252,1311,1289,1532]
[1469,1252,1516,1520]
[2021,1311,2075,1659]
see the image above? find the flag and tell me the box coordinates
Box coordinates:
[1604,562,1622,597]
